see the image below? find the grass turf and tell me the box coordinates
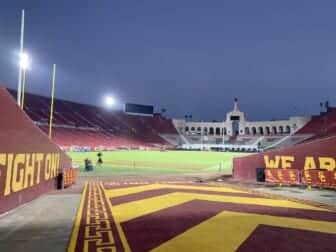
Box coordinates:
[67,150,248,176]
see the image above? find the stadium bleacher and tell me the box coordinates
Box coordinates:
[296,107,336,138]
[8,89,177,150]
[7,88,336,152]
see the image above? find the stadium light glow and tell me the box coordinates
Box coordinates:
[19,52,31,70]
[105,95,116,107]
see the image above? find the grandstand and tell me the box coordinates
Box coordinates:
[2,87,336,252]
[173,99,336,152]
[295,107,336,141]
[2,4,336,252]
[8,89,178,150]
[7,89,336,152]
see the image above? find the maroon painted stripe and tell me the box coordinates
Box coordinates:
[121,199,336,252]
[237,225,336,252]
[111,188,172,205]
[103,183,148,190]
[110,188,266,206]
[201,199,336,222]
[121,199,224,252]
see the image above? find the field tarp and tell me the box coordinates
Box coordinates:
[0,86,71,214]
[233,136,336,180]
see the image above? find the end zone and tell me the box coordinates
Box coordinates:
[69,182,336,252]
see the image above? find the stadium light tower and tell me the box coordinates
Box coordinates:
[104,95,116,108]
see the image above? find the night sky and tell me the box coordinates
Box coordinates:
[0,0,335,121]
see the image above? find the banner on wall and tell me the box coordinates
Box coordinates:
[265,168,301,185]
[302,169,336,188]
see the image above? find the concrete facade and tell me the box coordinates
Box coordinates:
[173,98,311,137]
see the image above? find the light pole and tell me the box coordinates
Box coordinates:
[49,64,56,139]
[19,52,31,109]
[17,9,25,106]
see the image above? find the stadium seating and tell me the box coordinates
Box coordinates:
[8,88,336,152]
[8,90,177,150]
[294,108,336,143]
[296,108,336,135]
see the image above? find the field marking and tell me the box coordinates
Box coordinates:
[67,182,88,252]
[112,193,192,223]
[161,184,248,193]
[69,181,335,252]
[151,211,258,252]
[110,160,211,170]
[101,182,131,252]
[105,184,248,198]
[111,192,329,223]
[152,210,336,252]
[69,149,242,172]
[71,159,215,168]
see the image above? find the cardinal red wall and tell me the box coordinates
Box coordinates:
[0,86,71,214]
[233,136,336,180]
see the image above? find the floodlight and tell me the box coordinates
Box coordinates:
[19,52,31,70]
[105,96,116,107]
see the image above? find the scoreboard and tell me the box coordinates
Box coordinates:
[125,103,154,115]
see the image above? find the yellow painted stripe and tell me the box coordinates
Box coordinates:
[113,193,192,223]
[106,184,165,197]
[101,182,131,252]
[112,192,330,223]
[179,192,330,211]
[105,183,248,198]
[152,211,336,252]
[67,181,88,252]
[151,211,256,252]
[162,184,248,193]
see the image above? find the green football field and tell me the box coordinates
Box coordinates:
[67,150,248,176]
